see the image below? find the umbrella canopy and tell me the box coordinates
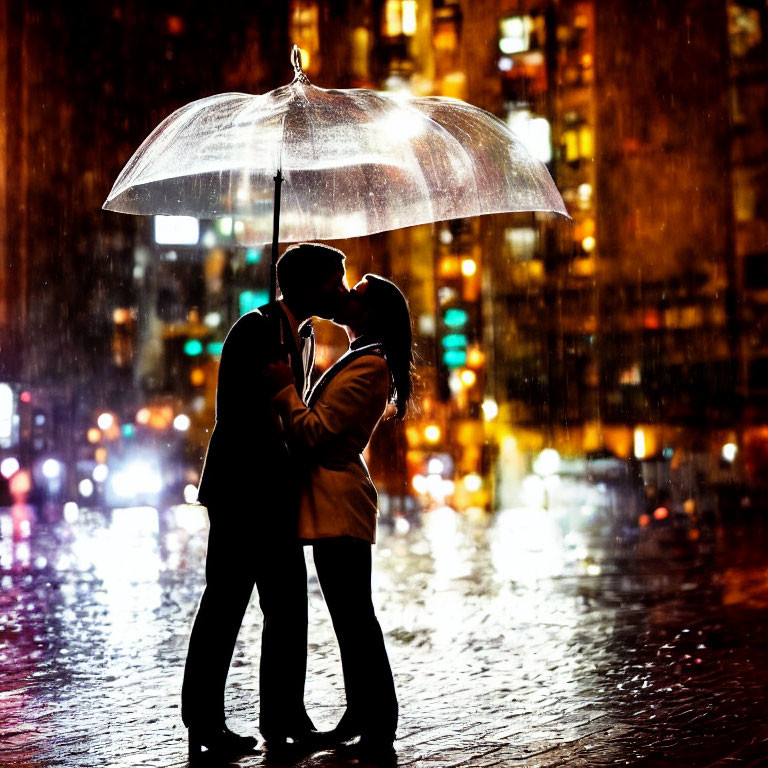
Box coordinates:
[104,49,568,245]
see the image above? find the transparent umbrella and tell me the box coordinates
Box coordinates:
[104,46,568,298]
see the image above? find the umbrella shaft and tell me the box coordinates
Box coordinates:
[270,168,283,303]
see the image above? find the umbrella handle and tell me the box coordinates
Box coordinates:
[269,167,283,304]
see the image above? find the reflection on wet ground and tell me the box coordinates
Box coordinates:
[1,486,768,767]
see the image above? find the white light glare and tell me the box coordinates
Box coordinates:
[173,414,191,432]
[1,456,20,479]
[722,442,737,463]
[92,463,109,483]
[154,215,199,245]
[381,109,425,141]
[111,461,163,499]
[481,399,499,420]
[463,473,482,492]
[427,458,444,475]
[42,458,61,480]
[97,412,114,430]
[183,484,199,504]
[78,478,94,498]
[63,501,79,521]
[633,427,646,459]
[394,517,411,534]
[533,448,560,477]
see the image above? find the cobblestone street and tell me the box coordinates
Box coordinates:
[2,491,768,767]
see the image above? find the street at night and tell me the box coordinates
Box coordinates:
[2,473,768,767]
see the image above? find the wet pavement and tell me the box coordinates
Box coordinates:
[2,484,768,768]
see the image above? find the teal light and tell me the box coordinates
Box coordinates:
[443,349,467,367]
[239,289,269,316]
[121,423,134,438]
[184,339,204,356]
[206,341,224,356]
[444,308,468,328]
[245,248,261,264]
[441,333,468,349]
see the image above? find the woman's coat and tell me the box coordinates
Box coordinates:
[272,348,390,543]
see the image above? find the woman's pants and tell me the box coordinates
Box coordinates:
[312,536,398,741]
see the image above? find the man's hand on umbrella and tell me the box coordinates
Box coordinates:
[266,360,295,394]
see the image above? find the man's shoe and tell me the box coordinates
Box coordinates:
[188,724,258,760]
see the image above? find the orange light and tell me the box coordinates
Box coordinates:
[461,258,477,277]
[87,428,101,444]
[190,367,206,387]
[113,307,131,324]
[643,310,661,330]
[148,406,174,430]
[638,513,651,527]
[9,469,31,496]
[653,506,669,520]
[466,347,485,368]
[95,447,108,464]
[166,14,185,35]
[136,408,151,425]
[424,425,441,443]
[438,256,460,277]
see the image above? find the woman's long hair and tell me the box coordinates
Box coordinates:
[361,274,413,418]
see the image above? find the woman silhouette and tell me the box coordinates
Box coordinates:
[268,273,413,758]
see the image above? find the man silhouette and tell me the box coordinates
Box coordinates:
[182,243,348,758]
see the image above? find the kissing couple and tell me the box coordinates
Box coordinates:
[181,243,413,762]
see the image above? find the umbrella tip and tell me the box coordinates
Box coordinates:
[291,44,310,84]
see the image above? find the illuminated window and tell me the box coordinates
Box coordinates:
[290,1,320,76]
[504,226,537,259]
[563,129,579,162]
[729,4,762,58]
[402,1,417,35]
[507,109,552,163]
[499,16,531,54]
[434,19,458,52]
[578,125,593,158]
[350,26,370,80]
[384,0,417,37]
[562,121,593,163]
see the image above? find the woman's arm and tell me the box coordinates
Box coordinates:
[273,356,389,448]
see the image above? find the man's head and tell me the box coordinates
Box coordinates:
[277,243,348,321]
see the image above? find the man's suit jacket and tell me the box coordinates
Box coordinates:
[197,302,314,519]
[272,342,389,543]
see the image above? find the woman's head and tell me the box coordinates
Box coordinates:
[342,274,413,418]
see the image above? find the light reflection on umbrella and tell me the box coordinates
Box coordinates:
[104,46,569,299]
